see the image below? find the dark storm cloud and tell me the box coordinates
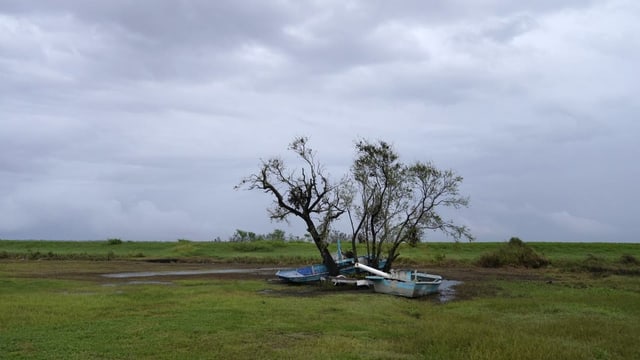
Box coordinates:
[0,1,638,241]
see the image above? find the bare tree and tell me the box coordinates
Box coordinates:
[236,137,345,275]
[347,140,473,271]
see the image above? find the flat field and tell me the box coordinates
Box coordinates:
[1,240,639,359]
[2,239,639,265]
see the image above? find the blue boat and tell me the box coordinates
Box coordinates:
[275,258,357,283]
[276,241,387,283]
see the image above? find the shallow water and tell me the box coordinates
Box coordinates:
[102,268,280,278]
[436,279,462,303]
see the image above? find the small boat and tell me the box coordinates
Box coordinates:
[277,239,390,283]
[275,258,356,283]
[276,256,386,283]
[355,263,442,298]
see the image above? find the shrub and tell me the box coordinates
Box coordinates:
[620,254,639,265]
[107,238,123,245]
[580,255,607,274]
[507,237,524,246]
[477,237,549,268]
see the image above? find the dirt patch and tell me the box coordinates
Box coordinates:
[425,266,546,282]
[2,260,282,283]
[2,260,552,301]
[421,266,550,301]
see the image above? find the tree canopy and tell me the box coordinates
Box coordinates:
[236,137,346,275]
[238,137,472,274]
[346,139,473,271]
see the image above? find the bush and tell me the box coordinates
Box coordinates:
[620,254,639,265]
[107,238,123,245]
[477,237,549,268]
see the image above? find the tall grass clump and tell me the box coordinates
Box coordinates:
[477,237,549,268]
[620,254,639,265]
[573,253,640,275]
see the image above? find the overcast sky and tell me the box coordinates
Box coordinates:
[1,1,638,242]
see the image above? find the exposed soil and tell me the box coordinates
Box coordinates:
[3,259,555,302]
[427,266,551,300]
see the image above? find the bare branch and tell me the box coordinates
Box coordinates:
[236,136,346,275]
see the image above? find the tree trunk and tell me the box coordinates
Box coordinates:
[350,234,358,264]
[382,253,399,272]
[307,224,339,276]
[319,244,339,275]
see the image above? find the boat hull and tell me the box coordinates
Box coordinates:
[276,264,329,283]
[366,271,442,298]
[276,257,386,283]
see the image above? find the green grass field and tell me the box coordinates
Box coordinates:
[1,240,639,359]
[2,239,639,266]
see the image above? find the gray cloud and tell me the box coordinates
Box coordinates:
[1,1,638,241]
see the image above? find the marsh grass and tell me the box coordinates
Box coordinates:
[2,240,638,268]
[559,254,640,276]
[1,258,639,359]
[231,240,287,253]
[1,240,638,358]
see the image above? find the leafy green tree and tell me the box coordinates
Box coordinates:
[239,137,472,274]
[267,229,286,241]
[346,140,473,271]
[230,229,257,242]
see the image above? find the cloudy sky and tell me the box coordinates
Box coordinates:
[1,1,638,242]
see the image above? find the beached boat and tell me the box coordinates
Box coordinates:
[275,265,328,283]
[276,240,389,283]
[355,263,442,298]
[276,256,386,283]
[275,258,355,283]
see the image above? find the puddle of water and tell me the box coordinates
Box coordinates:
[437,280,462,303]
[102,268,280,279]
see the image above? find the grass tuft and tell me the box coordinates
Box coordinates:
[620,254,639,265]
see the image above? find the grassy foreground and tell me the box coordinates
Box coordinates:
[1,241,640,359]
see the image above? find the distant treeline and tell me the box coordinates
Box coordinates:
[219,229,349,243]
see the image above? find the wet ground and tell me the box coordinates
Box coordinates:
[96,264,530,302]
[102,267,280,279]
[4,260,549,302]
[436,280,462,303]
